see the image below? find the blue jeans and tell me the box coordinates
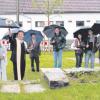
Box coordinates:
[53,49,62,68]
[75,52,83,68]
[85,50,95,68]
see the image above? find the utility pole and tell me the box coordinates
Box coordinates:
[47,0,50,26]
[16,0,19,25]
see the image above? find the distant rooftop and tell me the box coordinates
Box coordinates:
[0,0,100,15]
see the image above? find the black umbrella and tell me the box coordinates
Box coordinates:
[24,30,44,45]
[3,29,20,40]
[0,18,19,28]
[92,23,100,35]
[43,24,68,38]
[73,28,92,41]
[3,33,18,40]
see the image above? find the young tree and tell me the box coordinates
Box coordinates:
[32,0,63,25]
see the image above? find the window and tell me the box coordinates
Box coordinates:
[27,21,31,23]
[49,21,54,25]
[86,20,90,22]
[56,21,64,26]
[96,20,100,23]
[76,21,84,27]
[68,20,72,23]
[35,21,45,27]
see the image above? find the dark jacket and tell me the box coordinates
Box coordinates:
[28,41,41,58]
[50,34,66,51]
[85,36,97,53]
[9,36,26,63]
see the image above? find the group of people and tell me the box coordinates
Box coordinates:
[0,30,41,80]
[71,30,100,68]
[0,27,100,81]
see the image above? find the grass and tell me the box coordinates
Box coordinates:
[0,51,100,100]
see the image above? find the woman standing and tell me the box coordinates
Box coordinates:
[71,34,84,68]
[9,30,27,80]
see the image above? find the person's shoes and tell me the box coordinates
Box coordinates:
[37,69,40,72]
[31,68,35,72]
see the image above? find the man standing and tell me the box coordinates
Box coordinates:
[85,30,97,68]
[50,27,66,68]
[9,30,27,80]
[28,33,40,72]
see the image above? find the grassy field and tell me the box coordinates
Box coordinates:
[0,51,100,100]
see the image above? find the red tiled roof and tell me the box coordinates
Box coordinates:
[0,0,100,14]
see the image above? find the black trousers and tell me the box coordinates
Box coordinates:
[12,61,25,80]
[75,52,83,68]
[31,56,39,71]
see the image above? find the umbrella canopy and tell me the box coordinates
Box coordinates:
[92,23,100,35]
[3,29,20,40]
[3,33,18,40]
[0,18,19,28]
[43,24,68,38]
[24,30,44,44]
[73,28,92,42]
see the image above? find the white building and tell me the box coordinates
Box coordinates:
[0,0,100,40]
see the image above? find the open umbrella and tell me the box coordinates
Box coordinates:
[0,18,19,28]
[3,29,20,40]
[43,24,68,38]
[73,28,92,42]
[92,23,100,35]
[24,30,44,45]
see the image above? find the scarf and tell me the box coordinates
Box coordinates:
[16,38,22,80]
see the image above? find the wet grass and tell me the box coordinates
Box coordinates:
[0,51,100,100]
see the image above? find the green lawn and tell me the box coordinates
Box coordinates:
[0,51,100,100]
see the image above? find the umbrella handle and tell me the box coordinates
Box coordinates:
[8,28,12,36]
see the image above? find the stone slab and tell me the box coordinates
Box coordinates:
[0,84,20,93]
[64,67,100,74]
[24,84,45,93]
[41,68,69,88]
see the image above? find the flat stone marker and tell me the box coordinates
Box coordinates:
[0,84,20,93]
[24,84,45,93]
[41,68,69,88]
[64,67,100,74]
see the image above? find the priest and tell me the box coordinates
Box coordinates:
[9,30,27,80]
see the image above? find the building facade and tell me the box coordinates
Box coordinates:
[0,0,100,40]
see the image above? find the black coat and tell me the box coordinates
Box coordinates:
[85,36,97,53]
[50,34,66,51]
[9,36,26,80]
[9,36,26,63]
